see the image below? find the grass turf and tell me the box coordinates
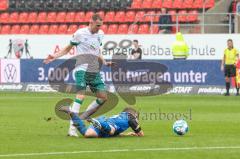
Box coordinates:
[0,92,240,159]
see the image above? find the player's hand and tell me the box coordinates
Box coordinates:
[136,131,144,137]
[43,55,55,64]
[126,132,138,136]
[105,61,116,67]
[220,65,224,72]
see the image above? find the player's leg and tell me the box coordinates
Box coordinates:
[68,70,87,137]
[89,117,116,135]
[231,65,239,96]
[224,65,230,96]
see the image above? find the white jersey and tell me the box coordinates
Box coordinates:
[70,27,104,72]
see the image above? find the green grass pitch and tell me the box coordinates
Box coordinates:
[0,92,240,159]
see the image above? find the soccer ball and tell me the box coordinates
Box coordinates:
[173,120,189,136]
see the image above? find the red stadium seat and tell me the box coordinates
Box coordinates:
[18,12,28,23]
[58,24,68,34]
[193,0,203,8]
[154,11,161,22]
[0,0,8,10]
[29,25,39,34]
[65,12,75,22]
[152,25,159,34]
[74,12,85,22]
[19,25,30,34]
[114,11,125,22]
[117,24,128,34]
[125,11,135,22]
[205,0,215,8]
[97,11,105,20]
[152,0,162,9]
[47,12,57,23]
[162,0,173,8]
[27,12,38,23]
[187,10,198,22]
[183,0,194,8]
[0,12,9,23]
[1,25,10,34]
[135,11,145,22]
[178,10,187,22]
[67,24,78,34]
[141,0,153,9]
[9,12,19,23]
[173,0,183,9]
[168,10,177,22]
[48,25,58,34]
[79,25,87,29]
[131,0,142,8]
[128,24,138,34]
[101,24,108,33]
[104,11,115,22]
[39,25,49,34]
[37,12,47,23]
[85,11,94,22]
[11,25,21,34]
[145,11,155,22]
[107,24,118,34]
[56,12,66,22]
[138,24,149,34]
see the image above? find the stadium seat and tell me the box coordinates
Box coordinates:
[101,24,108,33]
[48,25,58,34]
[27,12,38,23]
[104,11,115,22]
[47,12,57,23]
[39,25,49,34]
[85,11,94,22]
[79,25,87,29]
[29,25,39,34]
[141,0,153,9]
[152,25,159,34]
[154,11,161,22]
[67,24,78,34]
[19,25,30,34]
[74,11,85,22]
[0,0,8,10]
[173,0,183,9]
[187,10,198,22]
[0,12,9,23]
[145,11,155,22]
[37,12,47,23]
[58,24,68,34]
[152,0,162,9]
[138,24,149,34]
[65,12,76,23]
[125,11,136,22]
[135,11,145,22]
[9,12,19,23]
[56,12,66,22]
[178,10,187,22]
[96,11,105,20]
[117,24,128,34]
[128,24,138,34]
[193,0,203,8]
[1,25,10,34]
[131,0,142,9]
[162,0,173,8]
[18,12,28,23]
[11,25,21,34]
[168,10,177,22]
[205,0,215,8]
[114,11,125,22]
[107,24,118,34]
[183,0,194,8]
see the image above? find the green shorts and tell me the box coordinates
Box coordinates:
[75,70,106,93]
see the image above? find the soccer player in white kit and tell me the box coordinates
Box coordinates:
[44,14,114,137]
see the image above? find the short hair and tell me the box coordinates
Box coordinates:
[91,13,103,21]
[227,39,233,42]
[133,40,138,43]
[122,106,139,118]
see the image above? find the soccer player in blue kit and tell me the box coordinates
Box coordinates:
[59,106,144,137]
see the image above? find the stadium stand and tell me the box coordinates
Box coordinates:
[0,0,215,34]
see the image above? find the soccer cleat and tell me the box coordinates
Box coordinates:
[235,93,239,96]
[67,128,79,137]
[89,118,102,130]
[224,93,230,96]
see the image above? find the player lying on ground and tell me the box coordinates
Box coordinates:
[59,106,144,138]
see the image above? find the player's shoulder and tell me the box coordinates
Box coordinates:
[74,27,89,35]
[98,29,105,35]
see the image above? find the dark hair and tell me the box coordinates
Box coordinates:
[91,13,103,21]
[122,106,139,118]
[133,40,138,43]
[227,39,233,42]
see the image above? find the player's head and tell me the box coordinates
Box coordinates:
[89,13,103,34]
[122,106,139,119]
[133,40,139,48]
[161,8,167,14]
[227,39,233,49]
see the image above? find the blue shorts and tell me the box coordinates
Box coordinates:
[88,125,111,138]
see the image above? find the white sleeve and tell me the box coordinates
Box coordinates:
[70,31,81,46]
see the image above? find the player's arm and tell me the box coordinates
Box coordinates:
[221,54,225,71]
[128,113,144,137]
[98,53,115,67]
[43,44,73,64]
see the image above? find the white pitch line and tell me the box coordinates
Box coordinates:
[1,146,240,158]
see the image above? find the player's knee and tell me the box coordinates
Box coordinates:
[84,129,98,138]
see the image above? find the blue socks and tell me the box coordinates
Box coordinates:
[71,113,87,135]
